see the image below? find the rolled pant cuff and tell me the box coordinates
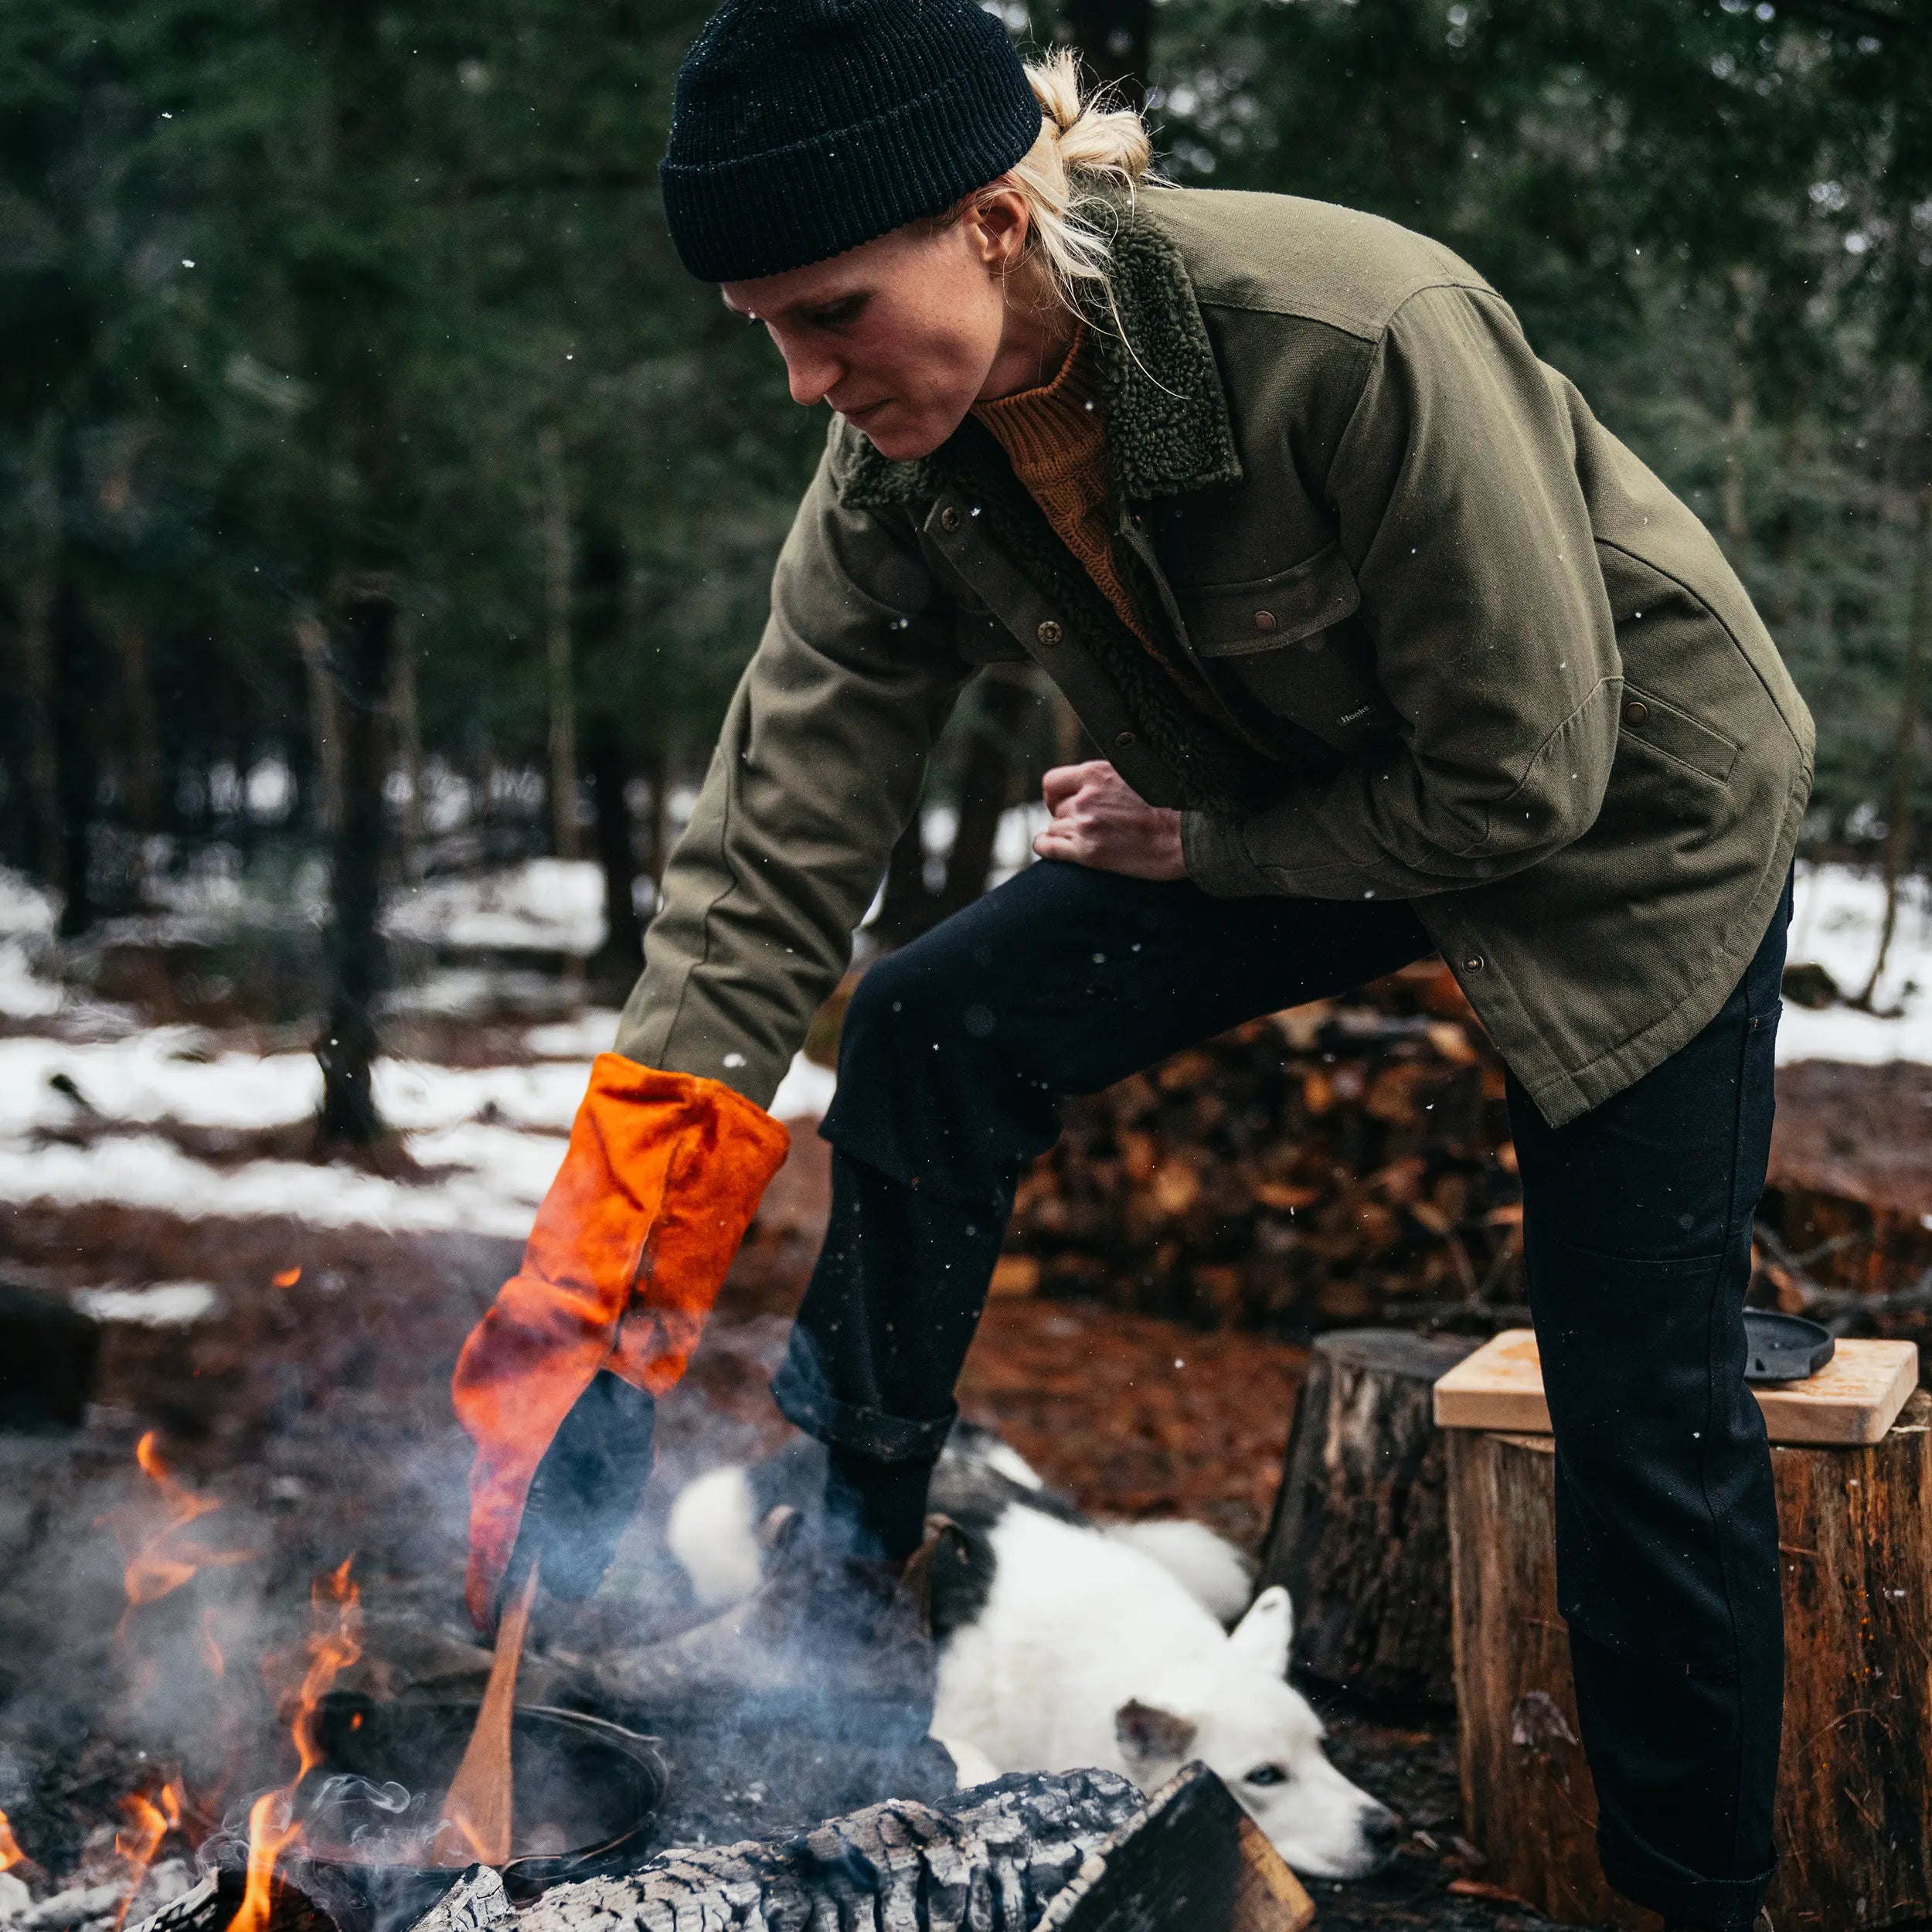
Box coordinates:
[770,1350,956,1464]
[1598,1841,1774,1927]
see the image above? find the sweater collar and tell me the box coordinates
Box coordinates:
[839,192,1242,513]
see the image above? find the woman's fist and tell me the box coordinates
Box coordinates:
[1031,760,1187,880]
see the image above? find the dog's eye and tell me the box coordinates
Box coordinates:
[1244,1764,1289,1787]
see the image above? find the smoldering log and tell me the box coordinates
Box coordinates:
[509,1770,1145,1932]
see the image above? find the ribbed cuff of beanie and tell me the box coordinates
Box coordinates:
[660,0,1046,282]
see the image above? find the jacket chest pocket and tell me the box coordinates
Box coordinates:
[1175,543,1396,752]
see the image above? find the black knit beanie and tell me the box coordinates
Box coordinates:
[660,0,1045,283]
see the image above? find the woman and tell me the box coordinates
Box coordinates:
[454,4,1811,1926]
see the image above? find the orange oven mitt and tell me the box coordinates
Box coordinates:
[451,1053,790,1631]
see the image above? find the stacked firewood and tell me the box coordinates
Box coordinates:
[994,962,1526,1333]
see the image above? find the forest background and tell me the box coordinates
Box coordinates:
[5,0,1932,1139]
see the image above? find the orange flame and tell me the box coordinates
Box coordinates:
[121,1434,258,1624]
[0,1807,24,1872]
[226,1561,362,1932]
[271,1268,301,1289]
[114,1778,185,1930]
[199,1607,226,1680]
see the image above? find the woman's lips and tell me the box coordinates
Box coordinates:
[843,398,891,423]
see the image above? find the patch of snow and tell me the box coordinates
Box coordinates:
[1779,862,1932,1066]
[770,1054,837,1121]
[523,1009,622,1058]
[0,1036,832,1236]
[386,859,604,957]
[73,1281,223,1326]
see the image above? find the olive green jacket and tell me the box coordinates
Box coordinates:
[617,188,1813,1128]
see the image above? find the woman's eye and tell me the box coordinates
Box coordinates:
[810,297,866,329]
[1245,1764,1288,1787]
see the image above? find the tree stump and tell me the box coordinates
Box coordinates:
[1256,1327,1478,1705]
[1447,1389,1932,1928]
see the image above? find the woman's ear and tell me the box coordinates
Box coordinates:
[964,185,1032,271]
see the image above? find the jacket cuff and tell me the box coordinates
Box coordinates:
[1182,809,1273,899]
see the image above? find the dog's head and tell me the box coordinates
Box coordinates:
[1112,1587,1402,1879]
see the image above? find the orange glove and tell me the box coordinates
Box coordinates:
[451,1053,790,1631]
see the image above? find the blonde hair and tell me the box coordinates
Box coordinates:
[1006,50,1160,313]
[934,49,1161,319]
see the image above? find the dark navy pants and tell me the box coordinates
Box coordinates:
[773,859,1788,1927]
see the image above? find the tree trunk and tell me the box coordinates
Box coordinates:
[1721,269,1757,571]
[875,805,940,944]
[584,722,643,992]
[111,614,163,897]
[1859,479,1932,1009]
[297,614,345,838]
[1447,1391,1932,1929]
[17,572,63,896]
[539,426,580,862]
[1056,0,1154,104]
[51,580,100,938]
[389,618,426,883]
[642,744,670,915]
[315,575,396,1151]
[936,668,1033,920]
[1256,1328,1478,1706]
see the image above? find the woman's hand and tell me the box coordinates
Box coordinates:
[1031,760,1188,880]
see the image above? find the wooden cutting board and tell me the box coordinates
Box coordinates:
[1433,1328,1920,1446]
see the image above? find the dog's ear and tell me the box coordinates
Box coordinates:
[1114,1698,1199,1768]
[1229,1585,1294,1677]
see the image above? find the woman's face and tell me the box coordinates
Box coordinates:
[721,189,1063,461]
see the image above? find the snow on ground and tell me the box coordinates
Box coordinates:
[1779,862,1932,1066]
[0,857,1923,1241]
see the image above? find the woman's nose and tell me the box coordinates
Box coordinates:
[778,338,841,409]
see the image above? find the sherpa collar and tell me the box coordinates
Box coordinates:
[840,190,1241,512]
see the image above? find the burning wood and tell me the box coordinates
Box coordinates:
[114,1781,186,1930]
[230,1562,364,1932]
[0,1809,25,1872]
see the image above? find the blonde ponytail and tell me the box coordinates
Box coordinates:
[937,47,1162,319]
[1007,49,1160,315]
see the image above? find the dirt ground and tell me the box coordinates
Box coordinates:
[0,1172,1588,1932]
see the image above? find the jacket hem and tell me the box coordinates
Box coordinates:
[1505,772,1809,1128]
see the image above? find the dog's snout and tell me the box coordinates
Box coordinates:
[1362,1807,1403,1855]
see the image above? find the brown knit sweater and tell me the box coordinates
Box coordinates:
[971,325,1165,659]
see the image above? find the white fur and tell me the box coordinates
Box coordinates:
[1100,1519,1253,1625]
[666,1461,1398,1878]
[932,1733,1003,1791]
[666,1464,764,1609]
[978,1440,1046,1492]
[932,1510,1398,1877]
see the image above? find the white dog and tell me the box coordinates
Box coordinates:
[666,1427,1402,1879]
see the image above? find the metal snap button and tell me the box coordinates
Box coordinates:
[1114,730,1137,750]
[1622,698,1650,726]
[1463,954,1485,974]
[1036,618,1063,648]
[1253,609,1278,634]
[938,505,962,532]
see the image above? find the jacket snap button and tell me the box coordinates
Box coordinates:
[1464,954,1485,974]
[1622,698,1650,726]
[1253,609,1278,634]
[939,505,962,532]
[1114,730,1137,750]
[1036,618,1063,647]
